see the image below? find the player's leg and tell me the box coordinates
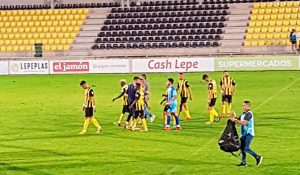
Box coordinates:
[221,95,226,117]
[206,98,218,124]
[183,102,191,120]
[115,105,127,126]
[140,111,148,132]
[163,111,172,131]
[178,96,184,117]
[172,111,181,130]
[226,96,232,117]
[238,136,247,166]
[79,107,93,134]
[91,117,103,133]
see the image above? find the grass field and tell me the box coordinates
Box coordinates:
[0,71,300,175]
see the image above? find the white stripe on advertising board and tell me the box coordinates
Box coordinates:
[0,61,9,75]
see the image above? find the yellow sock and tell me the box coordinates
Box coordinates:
[83,118,90,131]
[141,118,148,130]
[184,109,191,118]
[118,113,124,123]
[222,104,226,114]
[227,104,232,114]
[172,116,176,125]
[91,118,101,129]
[137,117,142,124]
[213,109,219,117]
[209,111,214,122]
[132,119,137,129]
[164,115,167,125]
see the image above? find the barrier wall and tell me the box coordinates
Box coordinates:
[0,56,299,75]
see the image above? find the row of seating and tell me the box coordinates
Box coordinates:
[249,20,300,27]
[0,45,70,52]
[252,8,300,15]
[0,33,77,39]
[92,41,219,50]
[95,35,221,43]
[0,21,83,28]
[0,16,86,22]
[203,0,275,4]
[107,10,228,19]
[247,27,300,33]
[246,33,289,40]
[251,14,300,21]
[0,2,118,11]
[0,39,73,45]
[98,29,223,37]
[104,16,227,25]
[253,1,300,8]
[130,0,198,7]
[0,9,88,16]
[101,22,225,31]
[0,26,80,33]
[111,4,229,13]
[244,40,292,47]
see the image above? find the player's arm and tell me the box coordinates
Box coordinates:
[167,95,177,105]
[185,81,192,100]
[231,79,236,95]
[129,92,139,109]
[90,96,96,112]
[208,83,214,103]
[231,112,251,126]
[220,80,224,95]
[160,94,167,105]
[112,89,126,102]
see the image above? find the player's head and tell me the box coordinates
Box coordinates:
[167,78,174,86]
[141,74,147,80]
[178,72,184,80]
[80,80,88,89]
[243,101,251,111]
[223,70,229,77]
[120,79,126,86]
[133,76,139,84]
[202,74,209,82]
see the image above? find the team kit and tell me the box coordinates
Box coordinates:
[78,71,236,133]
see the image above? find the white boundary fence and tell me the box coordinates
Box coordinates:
[0,56,299,75]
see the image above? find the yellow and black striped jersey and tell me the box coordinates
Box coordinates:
[208,80,217,98]
[121,84,128,105]
[220,76,236,95]
[135,90,145,111]
[85,88,94,107]
[177,79,190,98]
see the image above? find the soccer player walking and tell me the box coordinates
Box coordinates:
[79,80,102,134]
[220,70,236,117]
[202,74,220,124]
[140,74,155,122]
[177,73,192,121]
[112,79,128,126]
[124,77,139,130]
[231,101,263,167]
[164,78,181,131]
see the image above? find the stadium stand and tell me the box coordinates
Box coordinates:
[245,1,300,47]
[0,9,88,52]
[0,0,297,58]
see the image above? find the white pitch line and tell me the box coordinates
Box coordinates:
[254,77,300,111]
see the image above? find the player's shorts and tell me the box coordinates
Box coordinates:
[209,98,217,107]
[85,107,94,117]
[122,105,129,114]
[163,105,170,112]
[222,95,232,103]
[167,103,177,113]
[180,96,188,104]
[135,110,144,118]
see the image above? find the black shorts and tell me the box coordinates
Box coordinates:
[85,107,93,117]
[181,96,188,104]
[163,105,170,112]
[135,110,144,118]
[122,105,129,114]
[222,95,232,103]
[209,98,217,107]
[291,40,297,44]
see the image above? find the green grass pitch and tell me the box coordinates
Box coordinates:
[0,71,299,175]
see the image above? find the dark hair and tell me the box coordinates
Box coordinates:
[243,101,251,105]
[133,76,139,80]
[223,70,229,73]
[202,74,209,80]
[80,80,86,86]
[179,72,184,75]
[168,78,174,84]
[141,74,147,79]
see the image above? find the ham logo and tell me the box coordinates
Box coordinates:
[53,62,89,72]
